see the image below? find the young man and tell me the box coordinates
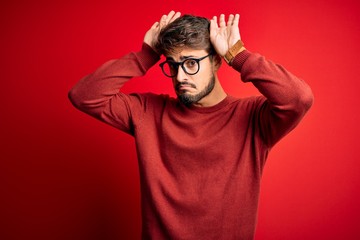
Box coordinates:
[69,11,313,239]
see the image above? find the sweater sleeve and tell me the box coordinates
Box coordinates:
[68,43,161,134]
[232,50,314,147]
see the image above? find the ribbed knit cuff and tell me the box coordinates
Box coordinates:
[231,49,251,74]
[136,43,161,72]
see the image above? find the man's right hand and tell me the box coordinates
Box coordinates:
[144,10,181,53]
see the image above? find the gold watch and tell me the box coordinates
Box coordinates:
[223,40,244,65]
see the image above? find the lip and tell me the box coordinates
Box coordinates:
[178,85,193,90]
[176,83,196,92]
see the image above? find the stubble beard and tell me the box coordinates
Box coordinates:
[177,75,216,106]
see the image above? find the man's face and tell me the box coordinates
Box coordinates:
[165,48,217,106]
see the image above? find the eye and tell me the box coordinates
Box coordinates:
[184,59,197,69]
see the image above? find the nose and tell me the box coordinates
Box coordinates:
[176,65,188,81]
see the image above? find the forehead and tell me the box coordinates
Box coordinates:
[166,48,209,61]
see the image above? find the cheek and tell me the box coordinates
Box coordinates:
[197,69,212,88]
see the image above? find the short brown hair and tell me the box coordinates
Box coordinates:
[155,15,216,56]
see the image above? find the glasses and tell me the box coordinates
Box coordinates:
[159,53,212,78]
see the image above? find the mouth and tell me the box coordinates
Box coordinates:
[176,83,196,92]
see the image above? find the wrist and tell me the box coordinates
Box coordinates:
[223,40,245,66]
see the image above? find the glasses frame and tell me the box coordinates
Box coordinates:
[159,53,212,78]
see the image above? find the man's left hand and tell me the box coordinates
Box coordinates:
[210,14,242,57]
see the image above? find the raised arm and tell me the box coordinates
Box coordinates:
[210,14,314,147]
[68,11,180,133]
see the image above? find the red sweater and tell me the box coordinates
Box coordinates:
[69,44,313,239]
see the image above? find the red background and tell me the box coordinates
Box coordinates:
[1,0,360,239]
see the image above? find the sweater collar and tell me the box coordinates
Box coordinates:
[179,95,235,113]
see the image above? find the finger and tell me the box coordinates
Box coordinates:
[165,10,176,25]
[233,14,240,27]
[159,14,167,28]
[219,14,226,28]
[212,16,218,24]
[169,11,181,24]
[211,16,218,28]
[151,21,159,29]
[227,14,234,27]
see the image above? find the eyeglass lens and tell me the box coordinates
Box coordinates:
[162,59,199,77]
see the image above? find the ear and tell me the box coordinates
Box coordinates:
[212,54,222,71]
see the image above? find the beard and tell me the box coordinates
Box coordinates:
[177,75,216,106]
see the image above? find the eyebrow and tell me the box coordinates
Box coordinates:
[166,55,197,61]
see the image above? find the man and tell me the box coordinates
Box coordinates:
[69,11,313,239]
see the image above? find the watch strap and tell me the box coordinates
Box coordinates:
[224,40,244,65]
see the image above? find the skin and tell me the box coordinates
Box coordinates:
[144,11,246,107]
[168,48,219,107]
